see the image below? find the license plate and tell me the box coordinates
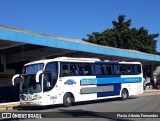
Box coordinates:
[25,102,31,105]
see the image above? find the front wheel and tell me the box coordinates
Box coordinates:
[121,89,128,100]
[63,93,72,107]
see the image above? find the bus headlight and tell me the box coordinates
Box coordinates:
[20,95,26,100]
[33,95,42,100]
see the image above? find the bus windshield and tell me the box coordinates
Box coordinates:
[20,74,42,94]
[23,63,44,74]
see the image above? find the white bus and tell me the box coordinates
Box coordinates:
[12,57,143,107]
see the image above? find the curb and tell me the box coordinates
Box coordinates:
[137,90,160,97]
[0,102,20,111]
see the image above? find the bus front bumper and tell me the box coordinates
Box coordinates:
[20,100,43,106]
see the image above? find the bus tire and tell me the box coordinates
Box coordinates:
[121,89,128,100]
[63,93,72,107]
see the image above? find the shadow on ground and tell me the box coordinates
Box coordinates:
[0,97,140,121]
[15,96,138,111]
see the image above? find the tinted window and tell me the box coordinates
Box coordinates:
[60,63,94,76]
[79,64,92,75]
[126,65,134,74]
[23,64,44,74]
[119,65,126,75]
[95,64,104,75]
[114,65,120,75]
[134,64,141,75]
[44,62,58,92]
[61,64,69,76]
[61,63,78,76]
[60,63,141,76]
[105,65,113,75]
[70,64,78,75]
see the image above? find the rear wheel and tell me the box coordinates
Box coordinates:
[63,93,72,107]
[121,89,128,100]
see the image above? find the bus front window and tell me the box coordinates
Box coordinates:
[20,74,42,94]
[23,63,44,74]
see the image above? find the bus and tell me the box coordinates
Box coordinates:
[12,57,143,107]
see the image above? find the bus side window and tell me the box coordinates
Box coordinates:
[84,64,92,75]
[114,65,120,75]
[78,64,83,75]
[126,65,133,74]
[120,65,126,75]
[106,65,113,75]
[91,64,95,75]
[134,64,141,75]
[70,64,78,76]
[78,64,92,75]
[102,65,107,75]
[61,64,69,76]
[95,64,104,75]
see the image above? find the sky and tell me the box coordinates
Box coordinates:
[0,0,160,52]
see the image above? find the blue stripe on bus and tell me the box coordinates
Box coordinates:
[97,77,142,84]
[97,83,121,97]
[80,77,142,85]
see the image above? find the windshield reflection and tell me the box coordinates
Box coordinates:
[20,74,42,94]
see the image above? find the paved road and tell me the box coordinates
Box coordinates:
[1,95,160,121]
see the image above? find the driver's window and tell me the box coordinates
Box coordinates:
[43,73,52,92]
[43,62,58,92]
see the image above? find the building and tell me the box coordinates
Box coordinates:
[0,25,160,102]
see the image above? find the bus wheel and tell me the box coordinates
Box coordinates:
[121,89,128,100]
[63,93,72,107]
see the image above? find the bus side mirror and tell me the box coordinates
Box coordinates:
[12,74,20,86]
[36,70,43,83]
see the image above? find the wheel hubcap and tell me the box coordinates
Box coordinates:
[123,91,127,98]
[123,93,127,98]
[67,97,71,103]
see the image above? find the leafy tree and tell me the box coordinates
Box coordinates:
[83,15,159,54]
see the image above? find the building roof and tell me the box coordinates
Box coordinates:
[0,25,160,62]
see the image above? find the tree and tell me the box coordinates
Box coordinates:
[83,15,159,54]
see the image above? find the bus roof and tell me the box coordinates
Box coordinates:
[24,57,100,66]
[24,57,141,66]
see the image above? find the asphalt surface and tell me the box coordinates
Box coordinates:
[0,92,160,121]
